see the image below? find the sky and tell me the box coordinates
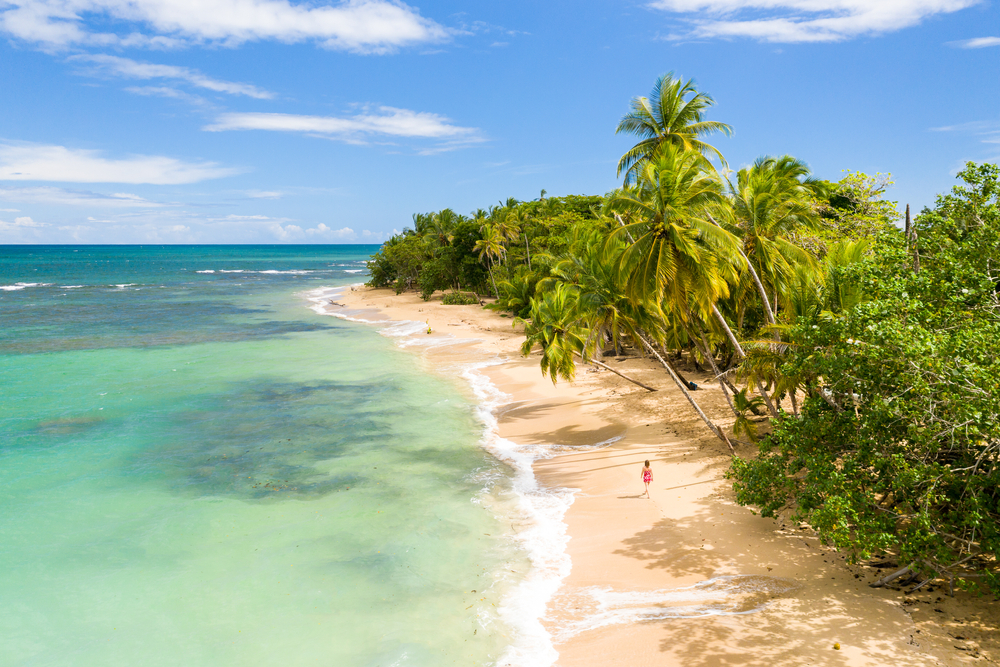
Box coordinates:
[1,0,999,244]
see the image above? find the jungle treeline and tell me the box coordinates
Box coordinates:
[367,73,1000,595]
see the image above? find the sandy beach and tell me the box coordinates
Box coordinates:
[330,285,999,666]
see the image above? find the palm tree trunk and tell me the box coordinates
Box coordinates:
[575,352,656,392]
[705,215,776,325]
[657,342,696,389]
[487,261,499,298]
[679,306,738,418]
[742,247,776,326]
[638,334,735,454]
[613,213,636,243]
[524,235,531,270]
[692,320,738,417]
[712,304,780,418]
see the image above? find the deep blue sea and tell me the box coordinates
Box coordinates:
[0,246,529,666]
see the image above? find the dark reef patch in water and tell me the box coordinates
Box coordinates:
[32,415,107,435]
[129,378,436,501]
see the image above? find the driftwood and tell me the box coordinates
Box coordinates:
[870,563,914,588]
[581,354,657,392]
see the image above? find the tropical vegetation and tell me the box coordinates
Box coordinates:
[368,73,1000,594]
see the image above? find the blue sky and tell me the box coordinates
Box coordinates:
[1,0,998,244]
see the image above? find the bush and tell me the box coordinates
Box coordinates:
[442,292,480,305]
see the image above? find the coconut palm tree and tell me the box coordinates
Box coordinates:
[427,208,459,251]
[607,145,739,318]
[491,208,521,264]
[474,223,504,297]
[519,284,583,384]
[519,282,658,391]
[616,72,733,185]
[539,226,645,360]
[607,145,741,449]
[728,155,822,323]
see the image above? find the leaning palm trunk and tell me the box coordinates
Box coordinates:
[487,260,499,298]
[679,304,738,418]
[740,248,776,326]
[638,333,735,454]
[692,320,738,417]
[712,304,780,418]
[574,351,657,392]
[705,215,776,326]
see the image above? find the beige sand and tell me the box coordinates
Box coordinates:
[329,285,999,666]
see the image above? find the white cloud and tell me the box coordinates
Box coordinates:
[209,214,275,222]
[125,85,209,104]
[245,190,285,199]
[265,221,357,240]
[952,36,1000,48]
[306,223,355,238]
[361,228,393,241]
[270,223,303,240]
[71,54,273,98]
[0,185,170,207]
[204,107,482,150]
[0,215,48,244]
[651,0,980,43]
[1,0,449,52]
[0,143,239,184]
[0,215,47,228]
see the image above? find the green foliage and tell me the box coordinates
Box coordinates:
[517,283,586,384]
[616,71,733,183]
[442,291,480,305]
[808,172,900,250]
[731,388,765,442]
[730,162,1000,593]
[417,256,452,301]
[368,195,605,303]
[365,233,428,291]
[491,266,544,319]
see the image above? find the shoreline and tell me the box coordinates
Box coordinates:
[316,284,999,666]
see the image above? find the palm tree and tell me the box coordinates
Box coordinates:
[539,226,644,361]
[731,388,765,442]
[427,208,459,251]
[474,223,504,297]
[608,145,739,318]
[616,72,733,185]
[491,208,521,264]
[519,284,583,384]
[518,282,657,391]
[607,144,741,449]
[728,155,821,323]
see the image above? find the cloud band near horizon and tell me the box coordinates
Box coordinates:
[0,143,239,184]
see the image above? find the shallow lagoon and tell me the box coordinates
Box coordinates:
[0,246,520,666]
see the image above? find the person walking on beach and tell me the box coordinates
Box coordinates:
[641,460,653,498]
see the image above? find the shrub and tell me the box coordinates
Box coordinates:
[442,292,480,305]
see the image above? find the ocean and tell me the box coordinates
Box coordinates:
[0,246,556,667]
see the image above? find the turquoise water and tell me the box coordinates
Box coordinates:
[0,247,520,666]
